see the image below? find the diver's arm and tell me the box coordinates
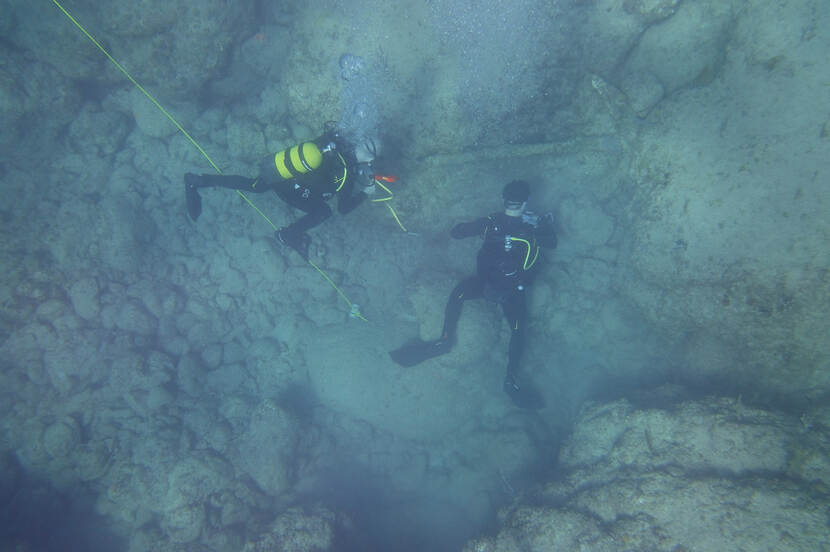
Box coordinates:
[451,217,489,239]
[336,175,367,214]
[536,213,558,249]
[538,231,557,249]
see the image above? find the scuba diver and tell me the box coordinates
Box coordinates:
[390,180,557,409]
[184,123,380,260]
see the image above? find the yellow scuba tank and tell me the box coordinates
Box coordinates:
[274,142,324,180]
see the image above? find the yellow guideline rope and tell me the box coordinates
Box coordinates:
[53,0,366,321]
[309,261,368,322]
[51,0,221,175]
[371,179,408,233]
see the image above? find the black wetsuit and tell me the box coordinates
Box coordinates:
[441,211,557,378]
[189,134,368,236]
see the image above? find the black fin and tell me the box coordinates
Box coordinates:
[504,382,546,410]
[185,174,202,221]
[389,338,450,367]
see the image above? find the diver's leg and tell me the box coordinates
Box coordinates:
[284,201,332,233]
[275,201,332,260]
[502,292,528,390]
[187,173,266,192]
[440,276,484,343]
[501,293,544,409]
[502,293,528,375]
[388,276,484,368]
[184,173,266,221]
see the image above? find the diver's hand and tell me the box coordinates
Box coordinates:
[362,183,376,197]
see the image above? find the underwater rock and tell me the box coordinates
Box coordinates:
[339,53,365,81]
[560,397,795,475]
[559,196,615,247]
[205,362,247,397]
[113,299,158,336]
[145,350,175,383]
[129,88,177,139]
[253,83,289,126]
[42,330,105,394]
[145,385,174,411]
[0,54,82,151]
[618,29,830,397]
[235,400,298,496]
[242,507,335,552]
[623,0,681,23]
[162,502,205,544]
[1,322,50,385]
[622,0,733,94]
[463,508,610,552]
[225,114,267,166]
[160,455,234,543]
[620,70,664,117]
[73,440,114,481]
[68,277,100,321]
[464,395,830,552]
[237,25,293,82]
[200,342,223,370]
[67,103,131,156]
[62,196,159,274]
[42,417,81,459]
[176,353,206,398]
[577,0,647,74]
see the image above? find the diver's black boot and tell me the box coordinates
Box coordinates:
[503,372,520,395]
[276,227,311,260]
[503,372,545,410]
[184,173,202,221]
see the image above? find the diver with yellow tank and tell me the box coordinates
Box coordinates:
[184,123,381,259]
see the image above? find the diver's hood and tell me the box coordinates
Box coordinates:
[355,137,380,164]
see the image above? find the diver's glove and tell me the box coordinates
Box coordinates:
[522,211,555,227]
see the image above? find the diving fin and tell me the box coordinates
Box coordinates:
[504,375,546,410]
[184,173,202,221]
[389,337,451,368]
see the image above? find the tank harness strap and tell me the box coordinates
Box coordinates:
[334,153,347,192]
[508,236,540,271]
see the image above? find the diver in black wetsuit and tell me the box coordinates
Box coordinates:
[183,126,379,260]
[390,180,557,408]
